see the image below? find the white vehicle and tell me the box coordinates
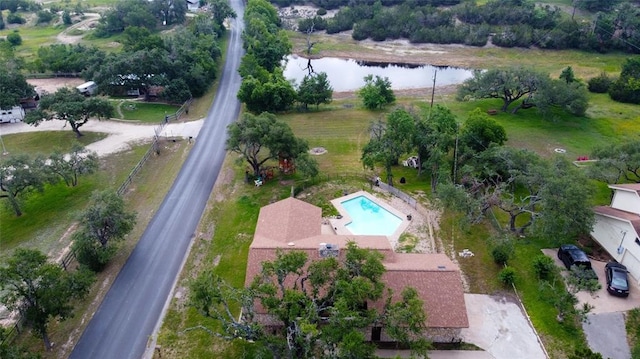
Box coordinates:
[76,81,98,96]
[0,106,25,123]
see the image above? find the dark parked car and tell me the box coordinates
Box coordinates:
[558,244,598,281]
[558,244,592,270]
[605,262,630,297]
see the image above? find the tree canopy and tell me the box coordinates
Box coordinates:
[24,87,114,137]
[358,75,396,110]
[296,72,333,110]
[0,67,35,108]
[47,143,99,187]
[452,146,594,239]
[588,140,640,184]
[72,190,137,272]
[0,249,94,351]
[190,243,430,359]
[0,154,48,216]
[226,112,318,178]
[457,67,544,113]
[362,108,415,185]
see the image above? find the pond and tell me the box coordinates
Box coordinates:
[283,55,473,92]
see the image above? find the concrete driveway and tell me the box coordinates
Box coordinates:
[541,249,640,313]
[461,294,547,359]
[542,248,640,359]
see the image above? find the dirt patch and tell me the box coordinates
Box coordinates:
[27,77,86,95]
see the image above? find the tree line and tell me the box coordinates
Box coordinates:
[297,0,640,54]
[238,0,334,113]
[1,146,137,353]
[5,0,236,104]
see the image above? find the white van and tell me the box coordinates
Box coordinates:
[0,106,26,123]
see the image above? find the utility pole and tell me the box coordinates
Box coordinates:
[430,68,437,109]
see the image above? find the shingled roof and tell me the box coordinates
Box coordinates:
[245,196,469,330]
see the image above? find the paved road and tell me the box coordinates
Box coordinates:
[68,2,245,358]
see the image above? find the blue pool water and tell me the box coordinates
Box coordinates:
[342,196,402,236]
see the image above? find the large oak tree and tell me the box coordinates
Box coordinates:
[24,87,114,137]
[226,112,317,178]
[190,243,430,359]
[0,249,94,351]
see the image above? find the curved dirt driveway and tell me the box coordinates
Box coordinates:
[1,119,204,157]
[56,13,100,44]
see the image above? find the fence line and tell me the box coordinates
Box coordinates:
[1,98,193,347]
[25,72,82,79]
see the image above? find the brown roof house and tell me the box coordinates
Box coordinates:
[591,183,640,285]
[245,195,469,343]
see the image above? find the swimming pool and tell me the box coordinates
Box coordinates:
[342,196,403,236]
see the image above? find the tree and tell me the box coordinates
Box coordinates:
[588,140,640,184]
[534,78,589,117]
[458,108,507,154]
[190,243,430,359]
[362,108,415,185]
[559,66,576,84]
[121,26,165,52]
[237,72,296,113]
[0,327,40,359]
[609,57,640,104]
[226,112,317,177]
[46,143,99,187]
[150,0,186,26]
[296,72,333,110]
[0,155,49,216]
[24,87,114,137]
[72,191,137,271]
[457,67,545,113]
[358,74,395,110]
[0,67,36,108]
[6,30,21,46]
[459,146,594,239]
[414,105,458,191]
[0,249,94,350]
[243,0,291,72]
[208,0,236,34]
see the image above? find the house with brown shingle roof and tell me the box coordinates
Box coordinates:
[591,183,640,285]
[245,196,469,342]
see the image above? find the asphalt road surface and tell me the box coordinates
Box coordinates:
[69,2,245,358]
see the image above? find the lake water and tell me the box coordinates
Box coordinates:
[283,55,473,92]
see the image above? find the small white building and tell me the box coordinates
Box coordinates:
[186,0,199,11]
[591,183,640,284]
[0,106,25,123]
[76,81,98,96]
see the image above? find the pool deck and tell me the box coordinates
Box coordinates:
[329,191,412,246]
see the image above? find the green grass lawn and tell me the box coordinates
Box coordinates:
[0,132,148,262]
[0,131,107,156]
[117,101,181,123]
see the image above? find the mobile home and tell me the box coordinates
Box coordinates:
[0,106,25,123]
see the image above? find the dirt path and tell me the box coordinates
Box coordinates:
[56,13,101,45]
[1,119,204,157]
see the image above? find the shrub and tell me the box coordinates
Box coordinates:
[491,239,513,265]
[532,255,556,279]
[6,13,25,24]
[317,8,327,15]
[6,31,21,46]
[62,11,72,25]
[587,72,612,93]
[498,266,516,286]
[37,9,55,23]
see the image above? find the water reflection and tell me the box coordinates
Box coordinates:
[283,55,473,92]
